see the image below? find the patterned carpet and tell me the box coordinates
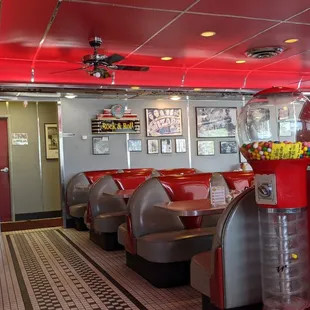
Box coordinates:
[0,228,201,310]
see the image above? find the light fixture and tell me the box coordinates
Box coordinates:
[200,31,216,37]
[170,95,181,101]
[161,56,173,61]
[64,93,77,99]
[284,38,299,44]
[23,101,28,108]
[131,86,140,90]
[236,60,246,64]
[283,106,288,110]
[194,88,202,91]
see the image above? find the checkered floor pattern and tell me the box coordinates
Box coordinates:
[0,228,201,310]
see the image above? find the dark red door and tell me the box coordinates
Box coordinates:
[0,119,11,221]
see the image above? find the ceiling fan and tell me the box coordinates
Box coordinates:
[51,36,149,78]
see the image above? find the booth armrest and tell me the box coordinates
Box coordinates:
[125,214,137,254]
[210,247,224,309]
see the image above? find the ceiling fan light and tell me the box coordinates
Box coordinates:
[94,72,101,78]
[64,93,77,99]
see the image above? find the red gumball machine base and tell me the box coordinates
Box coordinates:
[249,159,310,310]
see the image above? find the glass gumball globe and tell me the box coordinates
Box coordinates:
[237,87,310,161]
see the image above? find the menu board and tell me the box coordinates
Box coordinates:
[210,186,226,205]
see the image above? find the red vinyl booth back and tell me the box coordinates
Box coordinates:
[112,171,153,190]
[220,172,254,191]
[159,173,213,201]
[122,168,154,174]
[157,168,197,176]
[83,170,119,184]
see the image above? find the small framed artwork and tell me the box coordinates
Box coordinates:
[239,151,247,163]
[279,122,291,137]
[175,138,186,153]
[278,107,289,120]
[92,136,109,155]
[147,139,159,154]
[128,139,142,152]
[44,123,59,159]
[161,139,173,154]
[197,140,215,156]
[220,141,238,154]
[196,107,237,138]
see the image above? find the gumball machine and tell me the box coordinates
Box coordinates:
[237,87,310,310]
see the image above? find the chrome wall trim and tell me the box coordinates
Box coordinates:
[36,101,44,211]
[57,100,66,227]
[186,97,192,168]
[124,102,130,169]
[259,207,306,214]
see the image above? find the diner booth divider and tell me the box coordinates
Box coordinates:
[88,170,153,250]
[66,168,152,230]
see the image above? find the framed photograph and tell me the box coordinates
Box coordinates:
[128,139,142,152]
[44,124,59,159]
[220,141,238,154]
[161,139,173,154]
[145,108,183,137]
[239,151,247,163]
[278,121,302,137]
[247,108,272,140]
[92,136,109,155]
[278,107,289,120]
[197,140,215,156]
[196,107,237,138]
[175,138,186,153]
[147,139,159,154]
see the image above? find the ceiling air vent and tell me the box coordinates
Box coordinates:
[245,47,284,59]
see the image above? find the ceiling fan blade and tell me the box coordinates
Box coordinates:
[50,65,92,74]
[106,53,125,65]
[114,65,149,72]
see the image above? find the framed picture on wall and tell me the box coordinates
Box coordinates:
[147,139,159,154]
[128,139,142,152]
[161,139,173,154]
[196,107,237,138]
[44,123,59,159]
[145,108,183,137]
[197,140,215,156]
[175,138,186,153]
[92,136,109,155]
[220,141,238,154]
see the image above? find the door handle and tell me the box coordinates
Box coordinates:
[0,167,9,173]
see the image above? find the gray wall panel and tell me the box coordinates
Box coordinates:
[190,100,243,172]
[0,101,7,115]
[61,99,128,184]
[61,98,243,185]
[39,102,61,212]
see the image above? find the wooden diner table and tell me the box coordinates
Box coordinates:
[154,199,226,229]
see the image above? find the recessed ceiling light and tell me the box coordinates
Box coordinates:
[131,86,140,90]
[64,93,77,99]
[284,38,299,44]
[194,88,202,91]
[161,56,173,61]
[200,31,216,37]
[170,95,181,101]
[236,60,246,64]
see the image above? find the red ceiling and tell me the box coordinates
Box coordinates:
[1,0,310,90]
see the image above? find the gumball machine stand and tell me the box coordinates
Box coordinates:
[238,87,310,310]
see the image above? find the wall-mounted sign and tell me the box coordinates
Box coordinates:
[92,105,140,134]
[12,133,28,145]
[145,108,183,137]
[111,104,125,119]
[92,119,140,134]
[62,133,75,138]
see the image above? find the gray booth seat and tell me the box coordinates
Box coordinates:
[190,188,262,310]
[66,172,90,230]
[89,175,127,251]
[126,175,217,288]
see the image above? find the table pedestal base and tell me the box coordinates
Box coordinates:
[179,216,202,229]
